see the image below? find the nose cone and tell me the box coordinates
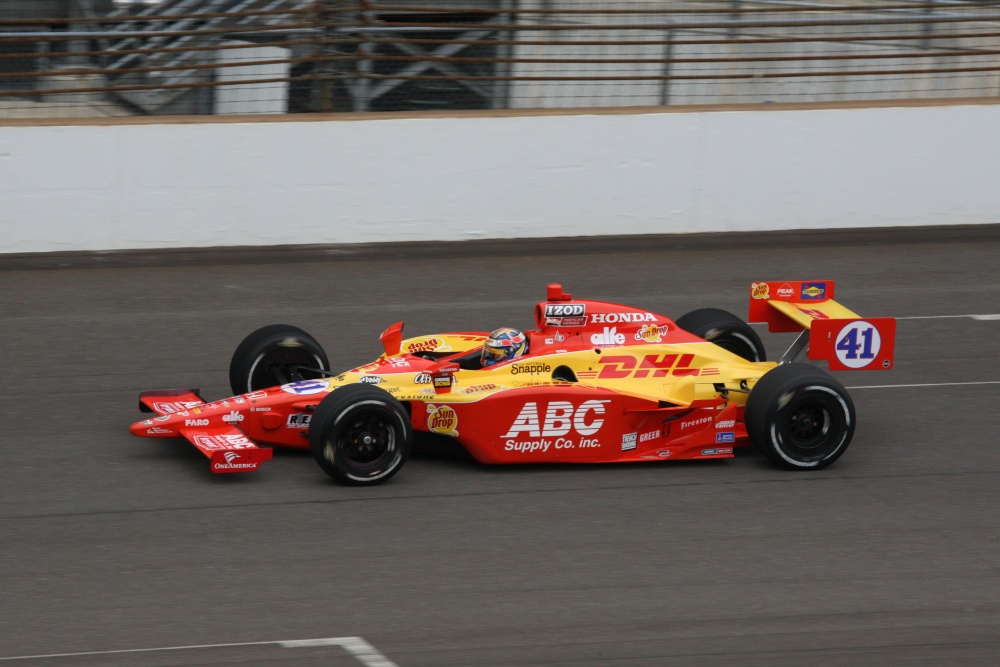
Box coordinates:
[130,417,179,438]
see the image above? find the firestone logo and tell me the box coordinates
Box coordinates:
[680,416,713,430]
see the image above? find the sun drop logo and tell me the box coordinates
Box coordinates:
[635,324,670,343]
[426,404,459,437]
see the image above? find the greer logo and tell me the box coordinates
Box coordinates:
[545,303,586,317]
[635,324,669,343]
[751,282,770,300]
[185,419,209,427]
[503,400,609,438]
[597,353,699,379]
[591,312,656,324]
[426,404,459,436]
[511,362,551,376]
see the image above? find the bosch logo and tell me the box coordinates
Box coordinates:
[545,304,586,317]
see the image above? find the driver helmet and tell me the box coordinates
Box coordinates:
[481,328,528,367]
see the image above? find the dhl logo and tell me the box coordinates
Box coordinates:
[598,353,706,379]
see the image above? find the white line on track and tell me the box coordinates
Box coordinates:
[846,381,1000,389]
[0,636,399,666]
[896,314,1000,320]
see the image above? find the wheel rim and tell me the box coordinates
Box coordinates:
[248,349,323,391]
[773,387,849,464]
[325,408,399,477]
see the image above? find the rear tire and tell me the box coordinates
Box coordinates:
[309,385,412,486]
[675,308,766,362]
[745,363,856,470]
[229,324,330,395]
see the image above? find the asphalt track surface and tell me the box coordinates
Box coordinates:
[1,225,999,666]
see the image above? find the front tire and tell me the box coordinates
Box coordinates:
[745,363,856,470]
[675,308,766,362]
[309,385,412,485]
[229,324,330,395]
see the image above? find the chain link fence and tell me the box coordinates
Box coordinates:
[2,0,999,118]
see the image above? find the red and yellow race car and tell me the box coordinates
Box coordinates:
[131,282,896,485]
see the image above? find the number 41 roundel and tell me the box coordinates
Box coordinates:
[810,318,896,371]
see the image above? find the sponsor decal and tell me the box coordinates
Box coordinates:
[591,326,626,346]
[511,362,551,376]
[359,376,383,385]
[635,324,670,343]
[554,332,565,343]
[426,404,459,437]
[251,407,271,412]
[545,303,586,317]
[716,420,736,429]
[546,316,587,327]
[194,434,254,450]
[835,320,882,369]
[777,283,795,299]
[280,379,331,395]
[185,419,209,427]
[414,373,432,384]
[152,400,203,415]
[545,338,554,344]
[796,306,830,320]
[504,400,609,438]
[433,376,452,389]
[386,357,410,368]
[717,447,733,455]
[598,353,700,379]
[591,312,657,324]
[801,282,827,300]
[234,396,246,404]
[702,448,718,456]
[460,383,501,395]
[716,432,736,443]
[679,416,713,430]
[658,449,672,458]
[639,429,660,442]
[245,391,268,401]
[621,432,637,451]
[222,411,244,424]
[146,427,173,435]
[286,413,312,429]
[211,451,259,471]
[405,338,449,353]
[751,282,770,300]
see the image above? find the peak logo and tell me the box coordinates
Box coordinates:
[597,353,700,379]
[591,312,657,324]
[503,400,610,438]
[590,327,625,346]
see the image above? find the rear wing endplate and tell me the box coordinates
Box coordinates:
[748,281,896,371]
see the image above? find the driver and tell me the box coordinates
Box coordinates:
[481,328,528,367]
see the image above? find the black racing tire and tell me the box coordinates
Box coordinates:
[229,324,330,395]
[675,308,767,362]
[308,385,412,486]
[745,363,856,470]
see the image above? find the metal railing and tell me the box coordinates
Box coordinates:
[2,0,999,118]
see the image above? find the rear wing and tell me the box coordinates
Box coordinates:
[748,281,896,371]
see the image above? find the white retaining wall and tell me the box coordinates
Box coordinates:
[1,103,999,254]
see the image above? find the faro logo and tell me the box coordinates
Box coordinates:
[503,400,610,438]
[185,419,209,427]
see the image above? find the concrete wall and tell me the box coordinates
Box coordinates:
[1,102,998,254]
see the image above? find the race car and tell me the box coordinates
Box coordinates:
[130,282,896,485]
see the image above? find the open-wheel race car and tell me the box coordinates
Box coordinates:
[130,282,896,485]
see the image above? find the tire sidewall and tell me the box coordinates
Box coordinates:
[229,325,330,395]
